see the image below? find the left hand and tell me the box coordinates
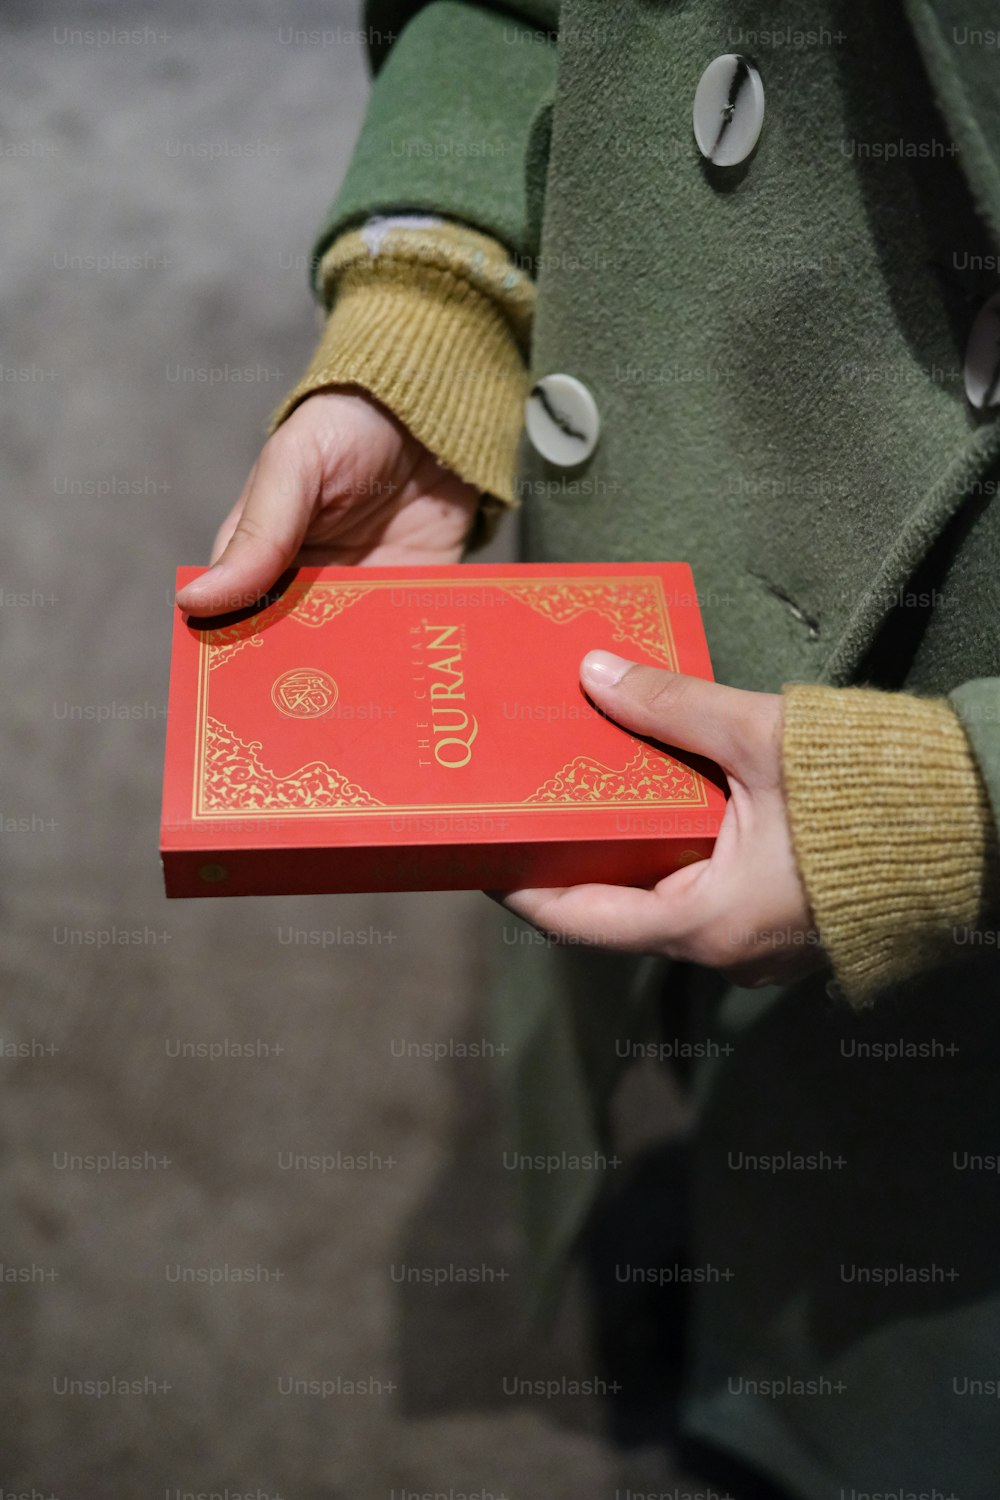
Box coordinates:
[496,650,822,989]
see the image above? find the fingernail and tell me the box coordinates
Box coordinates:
[581,650,633,688]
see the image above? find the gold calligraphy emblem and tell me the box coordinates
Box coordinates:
[271,667,339,719]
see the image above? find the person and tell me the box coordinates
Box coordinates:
[177,1,1000,1494]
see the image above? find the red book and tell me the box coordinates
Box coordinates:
[161,563,726,897]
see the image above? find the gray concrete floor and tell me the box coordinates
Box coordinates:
[0,3,705,1494]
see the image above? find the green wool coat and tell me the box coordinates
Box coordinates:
[308,1,1000,1493]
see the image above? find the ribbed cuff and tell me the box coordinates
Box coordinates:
[782,684,999,1006]
[269,222,535,530]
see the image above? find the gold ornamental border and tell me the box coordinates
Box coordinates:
[192,576,709,819]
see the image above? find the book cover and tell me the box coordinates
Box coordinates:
[161,562,726,896]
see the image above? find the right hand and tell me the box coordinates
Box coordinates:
[176,387,482,616]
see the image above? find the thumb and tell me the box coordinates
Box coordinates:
[176,435,315,616]
[579,650,761,769]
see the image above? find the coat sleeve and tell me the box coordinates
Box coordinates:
[309,0,560,277]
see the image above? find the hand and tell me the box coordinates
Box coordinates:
[497,651,821,989]
[176,387,481,616]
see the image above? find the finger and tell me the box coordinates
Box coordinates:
[208,466,258,564]
[175,468,258,613]
[498,878,697,954]
[579,651,774,769]
[176,439,315,616]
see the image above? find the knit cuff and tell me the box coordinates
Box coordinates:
[782,684,999,1006]
[269,220,535,542]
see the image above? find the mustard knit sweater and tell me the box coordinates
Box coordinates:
[271,219,998,1007]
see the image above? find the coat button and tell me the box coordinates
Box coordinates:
[525,373,600,466]
[693,54,765,167]
[964,292,1000,408]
